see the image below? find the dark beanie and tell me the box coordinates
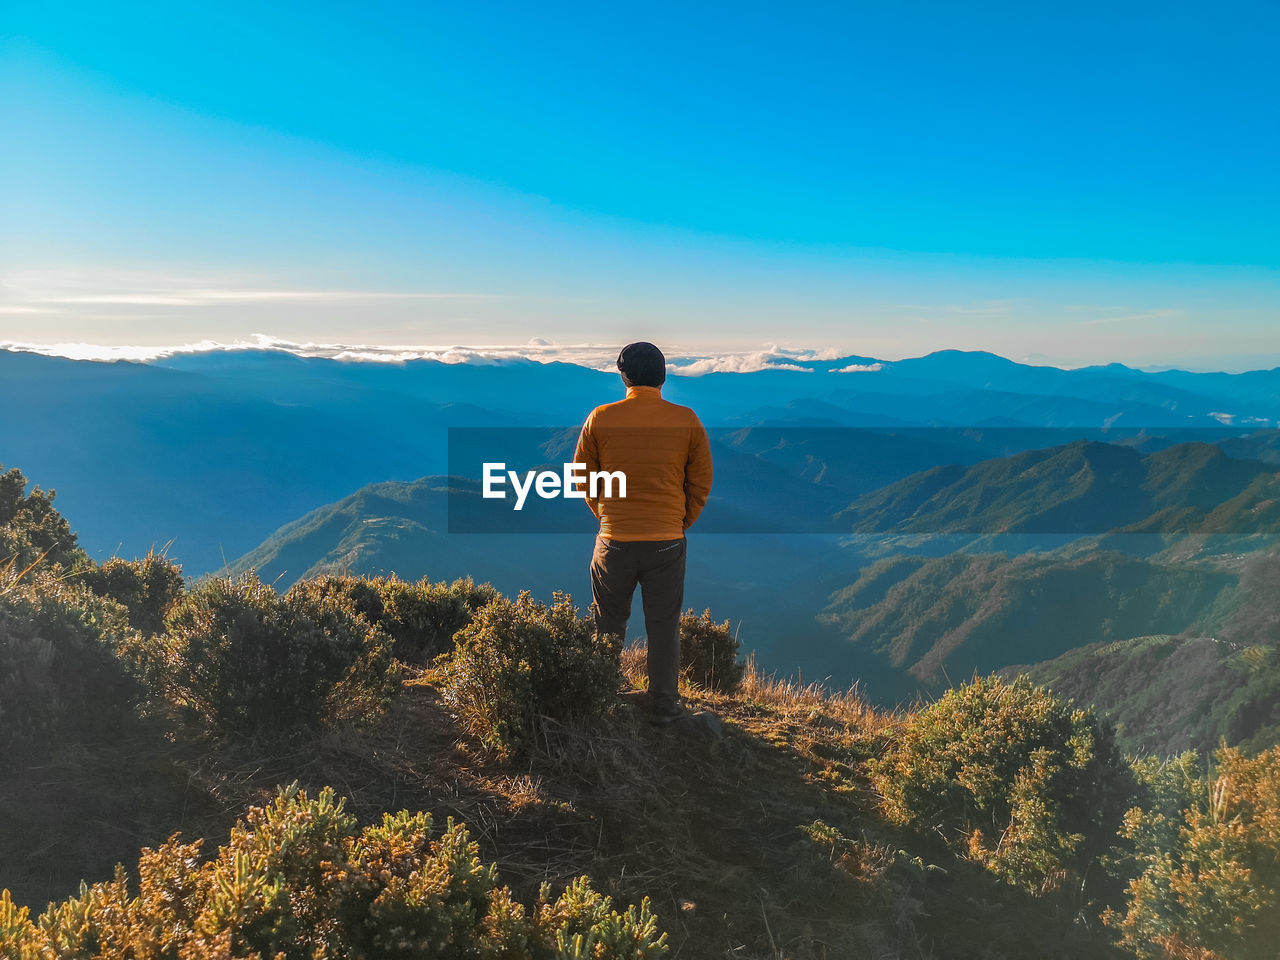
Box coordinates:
[617,342,666,388]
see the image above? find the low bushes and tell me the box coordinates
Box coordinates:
[0,564,140,756]
[679,608,743,693]
[0,470,167,756]
[287,574,498,662]
[285,572,385,624]
[447,574,502,612]
[442,592,621,757]
[0,783,667,959]
[869,674,1134,894]
[82,551,185,636]
[139,573,397,734]
[1110,745,1280,960]
[374,575,484,661]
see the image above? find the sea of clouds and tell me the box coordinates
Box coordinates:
[0,334,882,376]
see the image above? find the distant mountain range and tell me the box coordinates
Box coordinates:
[6,346,1280,572]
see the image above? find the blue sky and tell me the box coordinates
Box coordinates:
[1,0,1277,369]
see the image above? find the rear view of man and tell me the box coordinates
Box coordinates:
[573,342,714,724]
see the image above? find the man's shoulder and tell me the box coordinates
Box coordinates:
[585,398,629,422]
[587,395,703,427]
[660,399,704,426]
[667,399,701,418]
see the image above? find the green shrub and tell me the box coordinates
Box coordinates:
[1109,745,1280,960]
[144,573,397,734]
[82,551,185,636]
[442,592,621,758]
[285,572,385,624]
[445,574,502,613]
[0,783,667,959]
[0,564,139,756]
[869,674,1134,894]
[375,575,475,661]
[0,465,86,572]
[1104,752,1203,890]
[287,574,499,663]
[678,608,743,693]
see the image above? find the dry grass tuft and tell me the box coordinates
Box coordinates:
[627,642,892,736]
[734,654,893,734]
[619,640,649,689]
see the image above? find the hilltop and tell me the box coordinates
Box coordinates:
[1,625,1125,959]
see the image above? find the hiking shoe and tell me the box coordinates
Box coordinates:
[648,698,686,726]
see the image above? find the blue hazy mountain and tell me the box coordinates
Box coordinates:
[822,550,1239,688]
[839,440,1280,535]
[4,346,1279,575]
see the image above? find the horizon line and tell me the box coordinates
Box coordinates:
[1,336,1277,377]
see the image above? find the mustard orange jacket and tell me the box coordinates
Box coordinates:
[572,385,713,541]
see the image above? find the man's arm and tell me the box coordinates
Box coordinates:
[572,412,602,519]
[683,418,713,530]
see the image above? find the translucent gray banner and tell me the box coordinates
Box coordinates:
[446,426,1280,535]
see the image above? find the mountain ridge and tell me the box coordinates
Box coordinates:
[841,440,1280,535]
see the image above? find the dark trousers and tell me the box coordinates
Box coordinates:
[590,536,686,705]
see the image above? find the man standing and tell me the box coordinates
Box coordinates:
[573,342,714,725]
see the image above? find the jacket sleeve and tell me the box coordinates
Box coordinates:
[683,417,713,530]
[572,412,602,519]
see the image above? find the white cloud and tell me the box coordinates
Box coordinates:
[831,362,884,373]
[0,339,231,361]
[0,336,874,375]
[0,334,617,367]
[666,344,842,376]
[0,336,553,365]
[670,356,812,375]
